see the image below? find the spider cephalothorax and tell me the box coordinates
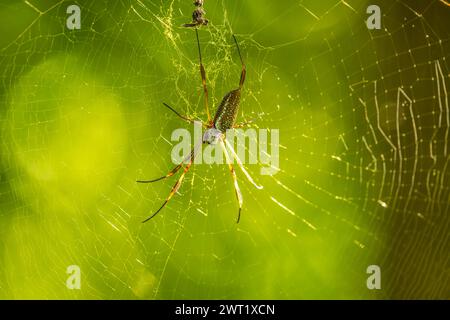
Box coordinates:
[202,128,223,145]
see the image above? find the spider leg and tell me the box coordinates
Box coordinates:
[232,35,246,89]
[137,146,195,183]
[140,140,202,222]
[183,23,198,28]
[219,138,243,223]
[162,102,206,126]
[136,163,183,183]
[195,28,211,122]
[223,138,263,190]
[142,160,193,223]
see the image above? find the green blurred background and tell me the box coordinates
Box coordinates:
[0,0,449,299]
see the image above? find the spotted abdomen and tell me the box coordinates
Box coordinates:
[213,89,241,132]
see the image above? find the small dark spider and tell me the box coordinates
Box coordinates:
[183,8,209,28]
[137,29,262,223]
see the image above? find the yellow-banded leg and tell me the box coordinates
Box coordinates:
[195,28,211,122]
[141,161,193,223]
[138,144,200,222]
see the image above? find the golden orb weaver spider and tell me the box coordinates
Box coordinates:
[137,29,262,223]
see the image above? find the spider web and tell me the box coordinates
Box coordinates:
[0,0,449,299]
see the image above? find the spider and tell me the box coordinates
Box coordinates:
[183,8,209,28]
[137,29,262,223]
[183,0,208,28]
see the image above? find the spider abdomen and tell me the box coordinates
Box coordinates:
[213,89,241,132]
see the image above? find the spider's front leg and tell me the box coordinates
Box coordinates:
[195,29,211,122]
